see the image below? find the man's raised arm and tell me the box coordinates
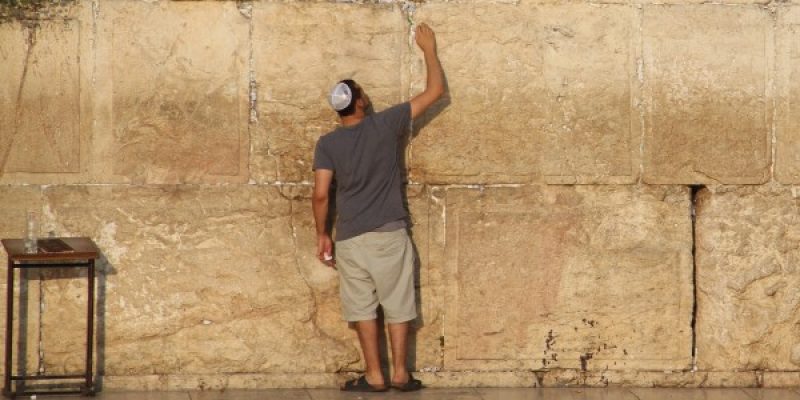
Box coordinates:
[410,23,444,120]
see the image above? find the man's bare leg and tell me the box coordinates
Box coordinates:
[355,319,386,387]
[388,321,410,385]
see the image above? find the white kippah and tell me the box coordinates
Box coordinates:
[329,82,353,111]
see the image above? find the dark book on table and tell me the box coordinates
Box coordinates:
[37,238,74,253]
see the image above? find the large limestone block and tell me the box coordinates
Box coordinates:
[252,3,407,183]
[777,8,800,184]
[695,186,800,371]
[289,184,443,371]
[538,5,638,184]
[0,18,90,183]
[409,4,637,184]
[108,1,249,184]
[642,6,771,184]
[436,186,693,371]
[39,185,352,375]
[409,3,541,184]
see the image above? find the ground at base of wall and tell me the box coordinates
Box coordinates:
[97,370,800,391]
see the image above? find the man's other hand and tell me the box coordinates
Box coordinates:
[317,234,336,268]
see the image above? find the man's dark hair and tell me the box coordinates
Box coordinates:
[336,79,362,117]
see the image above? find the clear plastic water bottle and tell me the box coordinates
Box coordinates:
[24,211,37,254]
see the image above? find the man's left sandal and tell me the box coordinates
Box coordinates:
[341,376,389,392]
[390,374,424,392]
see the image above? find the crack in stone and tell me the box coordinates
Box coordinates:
[689,184,705,373]
[1,22,37,175]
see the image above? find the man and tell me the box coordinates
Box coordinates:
[311,23,444,392]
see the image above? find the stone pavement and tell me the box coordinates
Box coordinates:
[46,388,800,400]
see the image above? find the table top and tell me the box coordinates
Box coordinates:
[1,237,99,262]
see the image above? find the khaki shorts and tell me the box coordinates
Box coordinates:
[335,229,417,323]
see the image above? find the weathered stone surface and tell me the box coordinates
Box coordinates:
[252,3,407,183]
[109,1,249,184]
[437,186,693,371]
[695,186,800,371]
[0,0,798,388]
[38,185,352,376]
[776,8,800,184]
[409,3,542,184]
[642,6,771,184]
[538,5,638,184]
[763,372,800,388]
[0,20,82,177]
[409,4,637,184]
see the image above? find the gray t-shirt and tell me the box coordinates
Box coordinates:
[313,103,411,241]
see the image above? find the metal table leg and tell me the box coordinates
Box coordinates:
[3,260,13,397]
[84,260,95,395]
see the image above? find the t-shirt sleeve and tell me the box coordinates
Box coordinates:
[312,138,334,171]
[378,102,411,137]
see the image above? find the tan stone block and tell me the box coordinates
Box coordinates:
[0,18,91,184]
[39,185,351,375]
[107,1,249,184]
[695,186,800,371]
[252,3,407,183]
[762,372,800,387]
[409,4,637,184]
[409,3,544,184]
[437,186,693,371]
[642,5,772,184]
[538,5,639,184]
[585,370,758,388]
[776,8,800,184]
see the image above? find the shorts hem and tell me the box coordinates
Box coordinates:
[344,313,378,322]
[384,314,417,324]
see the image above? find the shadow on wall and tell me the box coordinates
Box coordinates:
[404,78,451,372]
[12,250,116,393]
[401,73,452,184]
[411,73,452,140]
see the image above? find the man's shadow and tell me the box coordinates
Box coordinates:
[395,75,451,374]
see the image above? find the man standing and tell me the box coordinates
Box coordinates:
[311,23,444,392]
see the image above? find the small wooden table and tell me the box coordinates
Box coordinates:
[0,237,99,397]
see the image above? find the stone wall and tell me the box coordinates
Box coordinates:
[0,0,798,389]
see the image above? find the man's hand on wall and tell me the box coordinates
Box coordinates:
[415,23,437,55]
